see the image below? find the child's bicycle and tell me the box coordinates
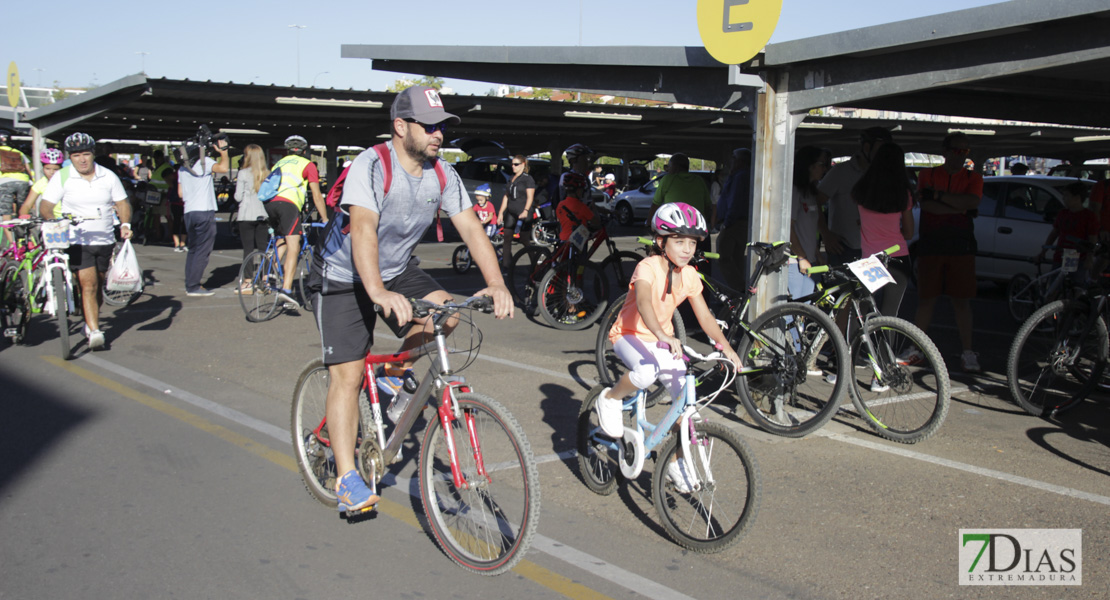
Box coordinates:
[290,295,540,575]
[450,227,504,274]
[35,214,97,359]
[1006,242,1089,325]
[803,247,951,443]
[0,218,45,346]
[577,343,759,552]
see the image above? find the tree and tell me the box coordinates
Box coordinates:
[387,76,445,92]
[51,81,70,101]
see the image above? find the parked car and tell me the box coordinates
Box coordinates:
[598,171,715,226]
[909,175,1094,282]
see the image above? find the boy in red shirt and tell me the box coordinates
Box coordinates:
[1040,182,1098,280]
[472,183,498,238]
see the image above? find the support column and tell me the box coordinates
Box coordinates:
[749,69,804,312]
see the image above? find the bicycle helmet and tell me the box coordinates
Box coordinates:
[604,173,615,182]
[652,202,708,240]
[564,143,594,161]
[0,129,11,145]
[41,148,65,165]
[285,135,308,153]
[64,132,96,154]
[474,183,491,197]
[561,170,589,199]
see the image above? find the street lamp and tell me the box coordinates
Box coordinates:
[289,24,307,86]
[33,68,44,87]
[135,51,150,75]
[312,71,329,87]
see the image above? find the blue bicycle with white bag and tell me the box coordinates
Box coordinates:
[577,343,760,552]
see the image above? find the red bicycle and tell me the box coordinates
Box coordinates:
[290,295,540,575]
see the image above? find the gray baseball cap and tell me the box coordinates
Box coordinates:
[390,86,461,125]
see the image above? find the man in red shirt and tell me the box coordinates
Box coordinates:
[910,132,983,372]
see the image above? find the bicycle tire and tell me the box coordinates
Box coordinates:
[0,265,29,345]
[1006,299,1107,417]
[419,392,540,576]
[507,245,550,308]
[290,359,339,507]
[531,221,558,248]
[576,385,624,495]
[1006,273,1036,323]
[296,248,315,313]
[651,420,760,553]
[537,261,609,331]
[451,244,472,274]
[734,302,848,437]
[238,250,281,322]
[846,317,951,443]
[51,269,71,360]
[600,250,643,300]
[594,292,686,408]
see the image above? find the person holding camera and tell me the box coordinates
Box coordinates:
[908,132,983,372]
[177,131,230,296]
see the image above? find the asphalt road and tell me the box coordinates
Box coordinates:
[1,229,1107,599]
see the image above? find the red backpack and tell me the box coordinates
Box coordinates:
[327,143,449,241]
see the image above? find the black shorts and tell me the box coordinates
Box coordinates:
[67,243,114,272]
[265,200,303,237]
[315,258,444,365]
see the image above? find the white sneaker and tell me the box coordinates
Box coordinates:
[88,328,105,350]
[825,373,838,385]
[870,376,890,393]
[897,348,925,366]
[666,459,695,494]
[961,350,981,373]
[594,388,624,438]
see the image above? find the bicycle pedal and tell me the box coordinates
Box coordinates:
[3,328,17,338]
[343,505,377,519]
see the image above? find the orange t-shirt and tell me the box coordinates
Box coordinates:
[608,255,703,344]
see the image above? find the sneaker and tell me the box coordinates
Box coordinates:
[961,350,981,373]
[807,367,824,377]
[335,470,379,512]
[277,289,300,309]
[666,459,695,494]
[825,373,838,385]
[897,348,925,366]
[376,366,412,398]
[186,288,215,297]
[173,246,184,253]
[870,376,890,393]
[594,388,624,438]
[182,246,189,252]
[84,325,106,350]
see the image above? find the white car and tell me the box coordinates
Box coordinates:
[911,175,1094,282]
[599,172,715,226]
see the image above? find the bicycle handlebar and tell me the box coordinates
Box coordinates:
[374,295,495,319]
[807,245,900,276]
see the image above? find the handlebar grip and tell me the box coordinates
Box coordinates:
[883,244,901,255]
[636,236,653,246]
[807,265,830,275]
[703,252,720,260]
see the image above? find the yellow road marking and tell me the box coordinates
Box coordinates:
[44,355,608,599]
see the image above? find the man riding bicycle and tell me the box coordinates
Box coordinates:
[313,85,512,512]
[265,134,328,308]
[38,132,132,350]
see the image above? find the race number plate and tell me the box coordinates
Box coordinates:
[569,225,590,251]
[41,220,72,250]
[1061,249,1079,273]
[144,189,163,205]
[847,255,896,293]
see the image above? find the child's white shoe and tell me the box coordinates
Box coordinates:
[595,388,624,438]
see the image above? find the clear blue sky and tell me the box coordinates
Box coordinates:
[8,0,1005,95]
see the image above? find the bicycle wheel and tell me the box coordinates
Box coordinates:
[238,250,281,322]
[531,221,558,248]
[595,292,686,408]
[1,265,29,345]
[846,317,950,443]
[507,245,549,308]
[296,248,315,313]
[735,302,848,437]
[576,386,624,495]
[290,359,339,507]
[1007,300,1107,417]
[51,269,71,360]
[600,250,643,301]
[419,392,540,575]
[537,261,609,331]
[1006,273,1036,323]
[652,420,760,553]
[451,244,473,274]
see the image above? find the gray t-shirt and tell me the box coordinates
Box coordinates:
[179,157,217,213]
[331,142,470,282]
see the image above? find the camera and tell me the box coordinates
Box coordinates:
[175,125,230,176]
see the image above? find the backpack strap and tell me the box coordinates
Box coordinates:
[372,142,449,242]
[433,160,447,242]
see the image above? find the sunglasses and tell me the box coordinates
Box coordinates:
[946,146,971,156]
[404,118,448,134]
[512,162,523,167]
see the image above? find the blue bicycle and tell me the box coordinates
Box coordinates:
[237,222,325,322]
[577,343,760,552]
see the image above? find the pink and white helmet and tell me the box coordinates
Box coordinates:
[652,202,707,240]
[41,148,65,165]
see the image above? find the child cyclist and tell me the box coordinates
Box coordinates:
[596,202,741,489]
[472,183,498,238]
[18,148,65,218]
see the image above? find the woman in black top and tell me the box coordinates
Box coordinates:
[497,154,536,267]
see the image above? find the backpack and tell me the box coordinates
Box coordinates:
[0,147,25,173]
[257,168,283,202]
[307,143,449,296]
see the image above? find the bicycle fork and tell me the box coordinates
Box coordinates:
[438,381,491,490]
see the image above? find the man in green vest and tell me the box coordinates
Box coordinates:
[0,129,33,245]
[264,134,327,307]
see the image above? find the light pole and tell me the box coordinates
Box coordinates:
[289,24,307,86]
[33,68,44,87]
[312,71,329,87]
[135,51,150,75]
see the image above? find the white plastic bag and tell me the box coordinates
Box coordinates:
[106,240,143,292]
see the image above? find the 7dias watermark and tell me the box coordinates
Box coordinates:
[959,529,1082,586]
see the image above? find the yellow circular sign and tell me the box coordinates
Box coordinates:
[7,62,20,108]
[697,0,783,65]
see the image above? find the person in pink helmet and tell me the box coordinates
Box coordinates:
[18,148,65,218]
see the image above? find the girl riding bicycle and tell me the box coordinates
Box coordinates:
[595,203,741,484]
